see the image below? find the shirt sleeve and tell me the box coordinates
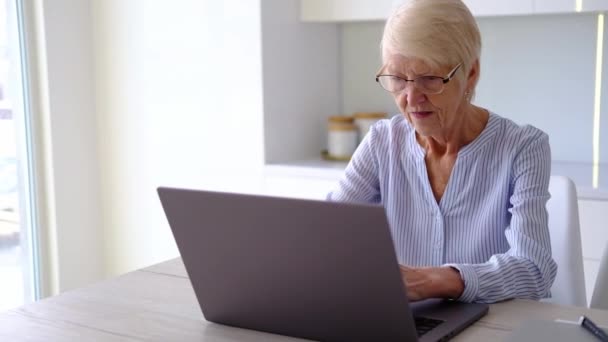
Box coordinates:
[326,124,381,204]
[445,132,558,303]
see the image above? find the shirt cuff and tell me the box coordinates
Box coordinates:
[444,263,479,303]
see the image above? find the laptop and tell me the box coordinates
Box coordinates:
[158,187,489,342]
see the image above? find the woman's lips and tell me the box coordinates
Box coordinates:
[410,111,433,119]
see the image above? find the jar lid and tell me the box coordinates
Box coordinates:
[328,115,354,123]
[353,112,387,119]
[328,122,357,131]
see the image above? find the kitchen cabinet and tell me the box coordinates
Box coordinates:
[300,0,607,22]
[300,0,535,22]
[584,259,601,305]
[263,174,337,200]
[464,0,534,17]
[263,162,344,200]
[579,200,608,261]
[535,0,608,14]
[300,0,397,22]
[579,199,608,304]
[583,0,608,11]
[534,0,580,14]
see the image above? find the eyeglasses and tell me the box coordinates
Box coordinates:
[375,63,462,95]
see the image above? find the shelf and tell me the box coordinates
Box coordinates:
[265,159,608,201]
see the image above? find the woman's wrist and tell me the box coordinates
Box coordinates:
[442,266,465,299]
[430,267,465,299]
[401,266,466,301]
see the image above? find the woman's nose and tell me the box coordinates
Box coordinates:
[403,84,427,105]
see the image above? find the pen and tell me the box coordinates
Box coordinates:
[580,316,608,342]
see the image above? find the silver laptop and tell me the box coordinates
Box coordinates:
[158,187,489,342]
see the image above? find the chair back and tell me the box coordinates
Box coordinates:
[545,176,587,307]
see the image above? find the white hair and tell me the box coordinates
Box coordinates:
[381,0,481,82]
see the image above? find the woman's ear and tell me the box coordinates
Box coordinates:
[467,58,480,90]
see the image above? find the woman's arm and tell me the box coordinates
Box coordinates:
[449,133,557,303]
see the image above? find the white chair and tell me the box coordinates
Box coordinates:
[590,242,608,309]
[544,175,587,307]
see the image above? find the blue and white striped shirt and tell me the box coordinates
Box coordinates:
[327,113,557,303]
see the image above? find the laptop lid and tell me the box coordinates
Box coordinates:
[158,187,487,342]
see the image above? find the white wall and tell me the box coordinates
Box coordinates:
[92,0,266,277]
[475,14,598,163]
[262,0,341,163]
[341,22,398,115]
[37,0,333,286]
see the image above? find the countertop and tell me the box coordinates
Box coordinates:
[265,159,608,201]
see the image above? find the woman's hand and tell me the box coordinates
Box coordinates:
[399,265,465,301]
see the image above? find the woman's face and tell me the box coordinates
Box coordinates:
[381,53,477,138]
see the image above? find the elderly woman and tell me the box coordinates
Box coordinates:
[327,0,557,304]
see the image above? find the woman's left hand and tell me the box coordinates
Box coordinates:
[399,265,465,301]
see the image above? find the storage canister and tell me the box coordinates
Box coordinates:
[327,115,358,160]
[353,112,387,143]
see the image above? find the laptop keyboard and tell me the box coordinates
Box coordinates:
[415,316,445,336]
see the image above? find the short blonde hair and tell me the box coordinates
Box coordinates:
[381,0,481,79]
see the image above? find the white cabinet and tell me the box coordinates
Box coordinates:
[301,0,608,22]
[263,163,343,200]
[300,0,396,22]
[263,174,338,200]
[534,0,579,14]
[301,0,536,22]
[579,200,608,260]
[584,259,601,305]
[534,0,608,14]
[584,0,608,11]
[578,199,608,304]
[463,0,533,17]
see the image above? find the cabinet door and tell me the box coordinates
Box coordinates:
[583,0,608,11]
[577,200,608,303]
[579,200,608,260]
[534,0,578,14]
[585,259,601,305]
[300,0,606,22]
[463,0,534,16]
[300,0,395,22]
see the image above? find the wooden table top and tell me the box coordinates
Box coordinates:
[1,257,607,341]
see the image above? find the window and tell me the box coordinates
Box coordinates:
[0,0,39,311]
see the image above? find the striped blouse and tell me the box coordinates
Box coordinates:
[327,113,558,303]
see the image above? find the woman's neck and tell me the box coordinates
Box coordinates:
[418,105,489,156]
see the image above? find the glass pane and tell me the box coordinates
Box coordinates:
[0,0,38,311]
